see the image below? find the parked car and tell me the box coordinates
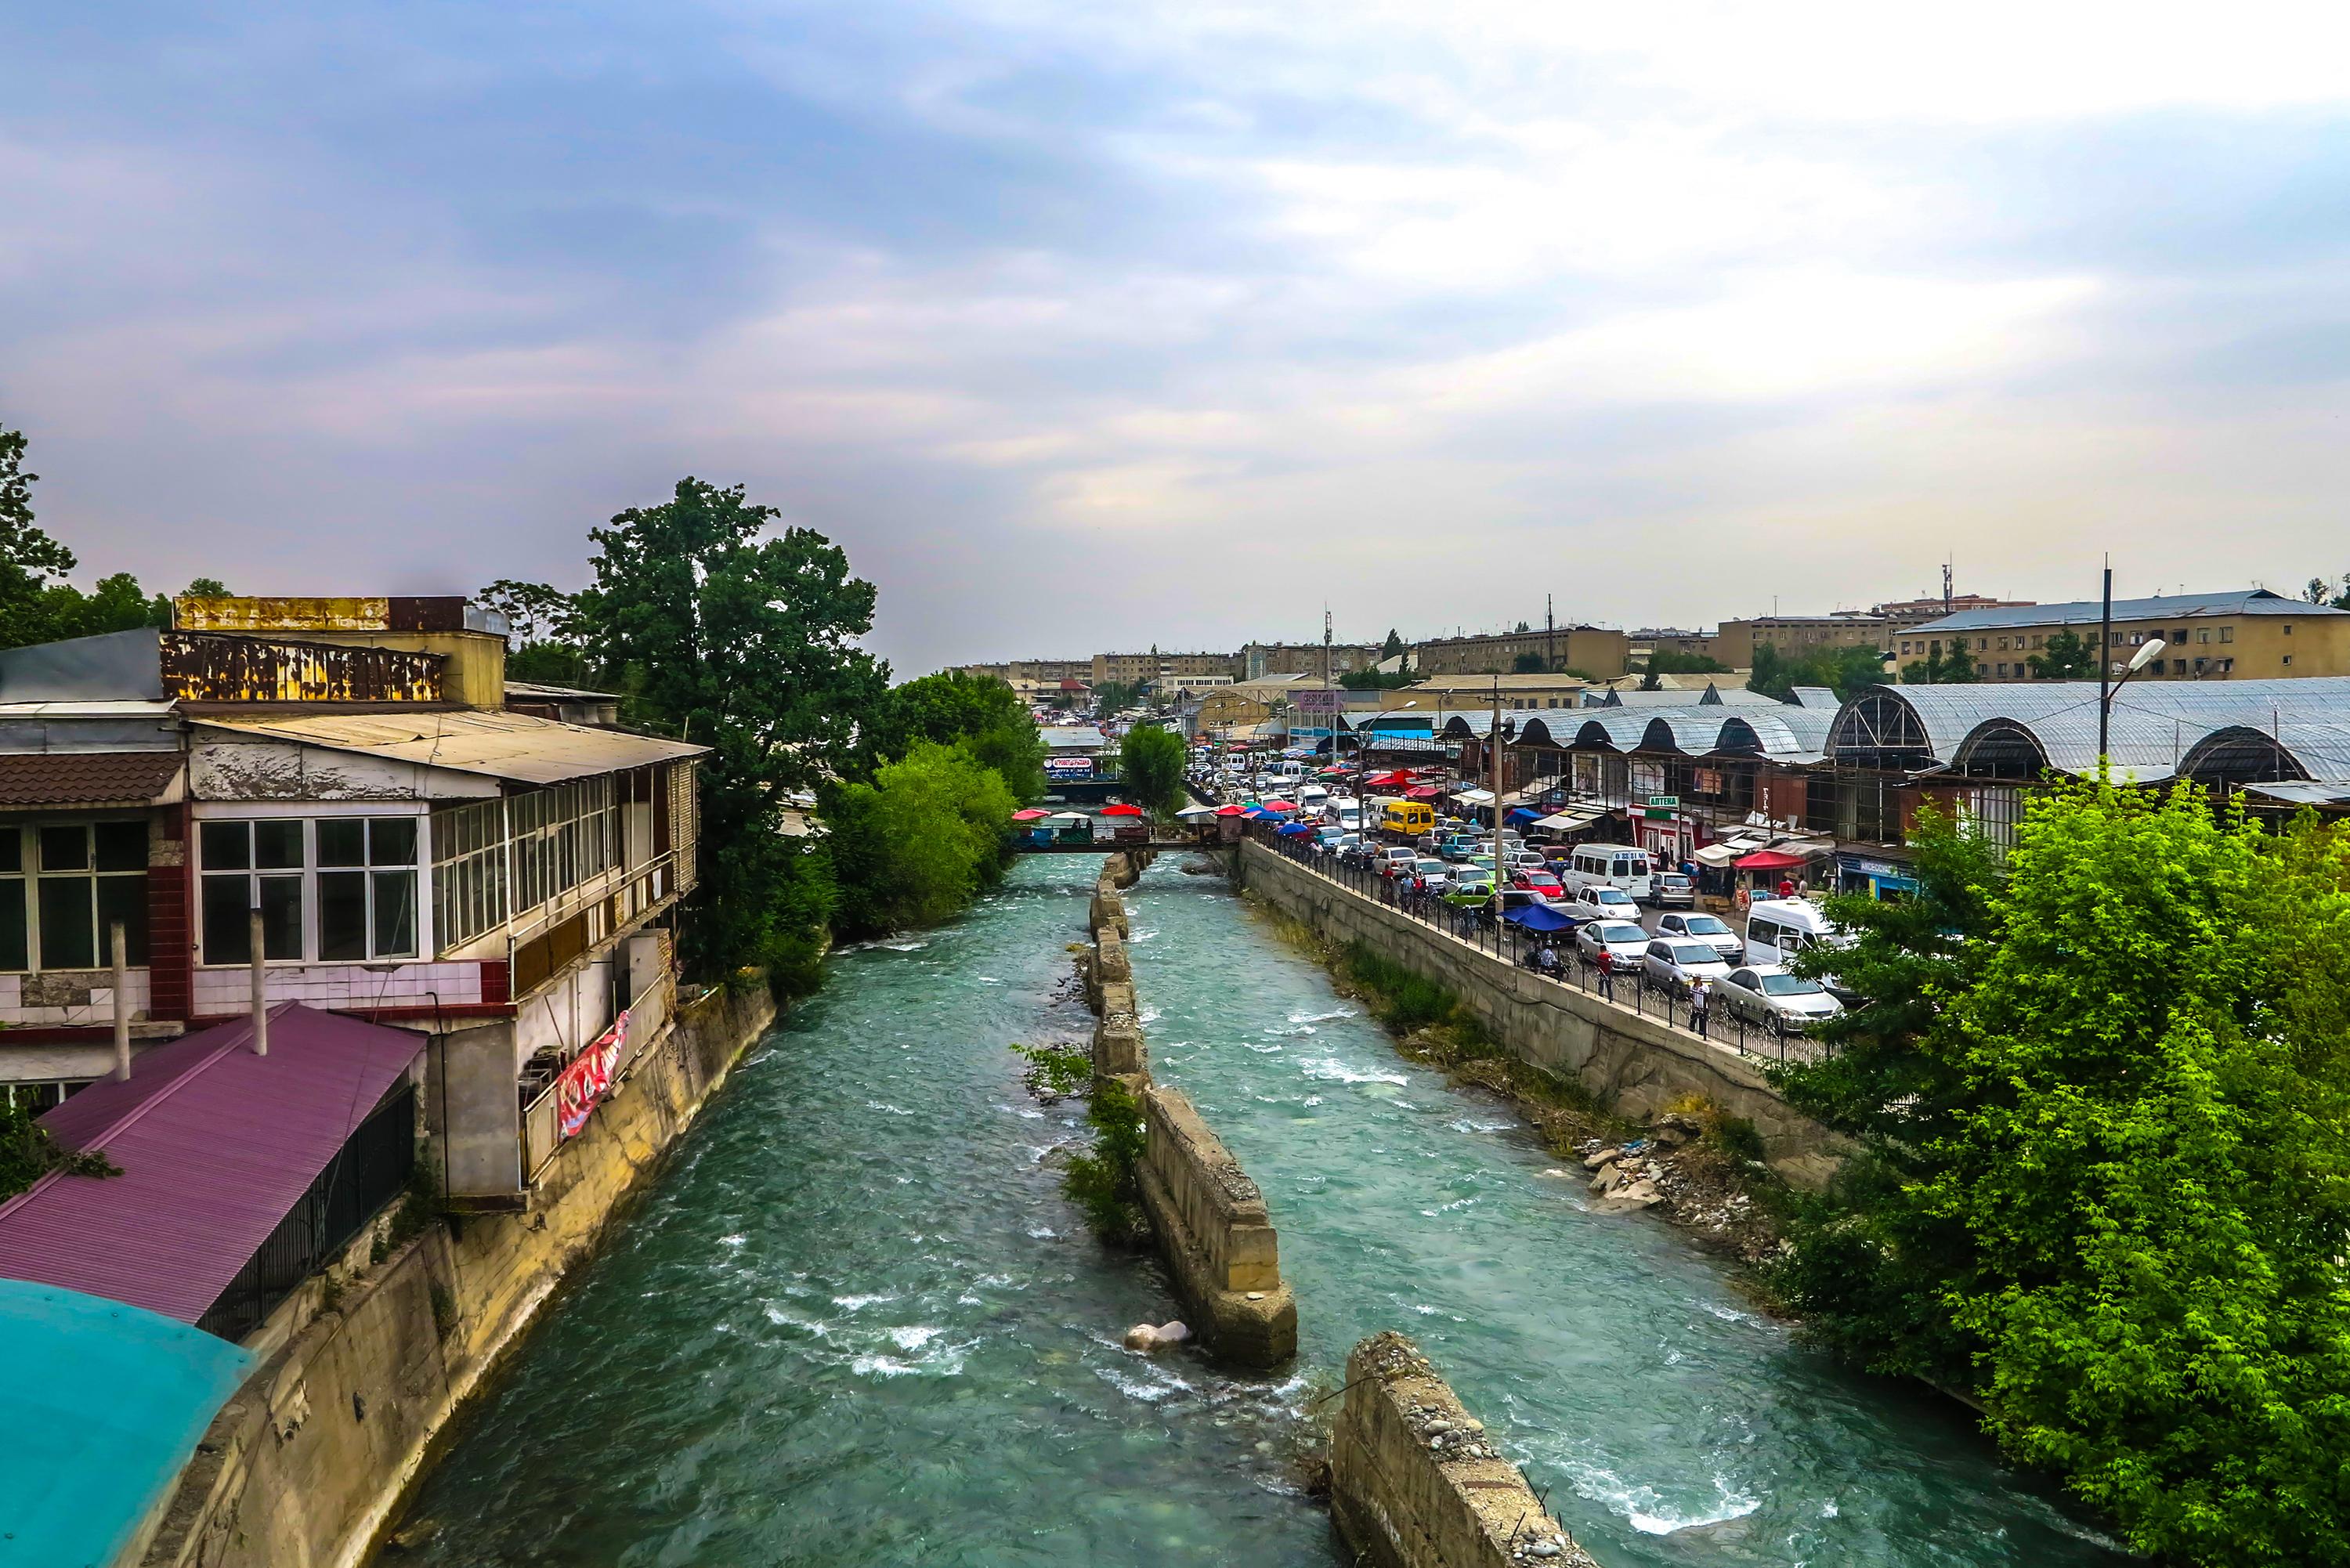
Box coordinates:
[1560,843,1656,901]
[1509,868,1565,902]
[1743,899,1850,968]
[1577,919,1652,966]
[1379,846,1419,878]
[1716,965,1844,1033]
[1496,887,1549,923]
[1642,938,1733,998]
[1443,876,1495,909]
[1647,871,1696,909]
[1572,884,1640,920]
[1410,858,1451,893]
[1655,911,1741,961]
[1340,840,1377,869]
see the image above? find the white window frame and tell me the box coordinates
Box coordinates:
[192,805,432,966]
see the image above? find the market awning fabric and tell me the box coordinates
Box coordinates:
[1736,848,1813,872]
[1505,905,1578,931]
[1173,804,1218,818]
[1405,786,1441,800]
[1506,807,1541,825]
[1693,843,1743,866]
[1213,804,1246,817]
[1452,788,1495,805]
[1099,803,1144,816]
[1010,808,1051,821]
[1278,822,1313,836]
[1262,800,1296,811]
[1535,810,1599,831]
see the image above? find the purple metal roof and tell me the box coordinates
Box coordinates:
[0,1005,423,1324]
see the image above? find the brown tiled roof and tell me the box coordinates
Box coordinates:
[0,751,183,808]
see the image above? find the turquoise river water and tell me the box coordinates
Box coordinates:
[395,856,2125,1566]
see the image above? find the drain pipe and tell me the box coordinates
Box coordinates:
[110,920,132,1082]
[249,907,269,1057]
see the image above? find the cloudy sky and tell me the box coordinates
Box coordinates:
[6,2,2350,672]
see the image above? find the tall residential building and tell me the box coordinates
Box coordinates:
[1091,650,1231,688]
[1902,589,2350,681]
[1235,641,1381,681]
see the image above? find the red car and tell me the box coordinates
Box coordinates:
[1510,869,1564,901]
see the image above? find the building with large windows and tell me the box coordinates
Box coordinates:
[0,598,703,1209]
[1900,589,2350,681]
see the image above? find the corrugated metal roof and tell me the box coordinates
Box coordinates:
[2240,779,2350,807]
[1789,686,1838,710]
[1039,725,1108,750]
[195,708,704,785]
[1911,589,2341,634]
[0,750,184,808]
[0,1005,423,1324]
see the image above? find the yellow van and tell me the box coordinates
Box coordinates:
[1379,797,1434,837]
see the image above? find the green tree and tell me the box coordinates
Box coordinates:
[576,479,885,986]
[477,578,591,685]
[1113,723,1188,818]
[1512,650,1547,673]
[1901,643,1978,685]
[1646,648,1730,675]
[825,741,1017,936]
[0,425,160,651]
[866,670,1047,803]
[2303,573,2350,610]
[1091,679,1141,716]
[1780,786,2350,1564]
[1381,628,1405,659]
[2025,628,2099,680]
[1750,642,1889,703]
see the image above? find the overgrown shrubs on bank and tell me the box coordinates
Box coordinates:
[1011,1043,1148,1244]
[0,1095,118,1200]
[1775,788,2350,1567]
[826,741,1018,938]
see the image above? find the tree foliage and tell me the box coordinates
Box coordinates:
[1901,644,1978,685]
[1090,678,1143,715]
[576,479,885,984]
[1113,723,1188,818]
[2026,628,2099,680]
[1645,648,1731,675]
[865,670,1045,804]
[1381,627,1405,659]
[2304,573,2350,611]
[0,425,168,652]
[825,741,1017,936]
[1777,787,2350,1563]
[1339,665,1414,690]
[1749,641,1889,703]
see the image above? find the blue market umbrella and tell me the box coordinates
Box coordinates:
[1504,904,1576,932]
[1277,822,1313,836]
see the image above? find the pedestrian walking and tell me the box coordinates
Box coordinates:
[1596,947,1614,1000]
[1690,977,1710,1039]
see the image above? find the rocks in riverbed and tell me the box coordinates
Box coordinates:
[1123,1319,1192,1351]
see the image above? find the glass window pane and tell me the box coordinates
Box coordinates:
[201,876,251,965]
[319,871,367,961]
[38,826,88,873]
[96,876,148,965]
[0,880,25,970]
[370,817,418,866]
[38,878,95,969]
[93,821,147,873]
[373,869,417,957]
[255,820,304,869]
[201,821,251,871]
[317,819,365,867]
[0,829,19,875]
[259,875,303,959]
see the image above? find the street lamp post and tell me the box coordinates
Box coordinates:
[2093,562,2165,777]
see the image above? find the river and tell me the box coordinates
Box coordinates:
[392,855,2123,1566]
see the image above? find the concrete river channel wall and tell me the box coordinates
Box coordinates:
[1085,852,1600,1567]
[1232,840,1848,1189]
[139,983,777,1568]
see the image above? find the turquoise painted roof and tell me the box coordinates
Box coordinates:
[0,1278,251,1568]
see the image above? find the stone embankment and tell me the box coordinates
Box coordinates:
[1080,853,1296,1367]
[1235,842,1848,1190]
[1330,1332,1602,1568]
[140,983,778,1568]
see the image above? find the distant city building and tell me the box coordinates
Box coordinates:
[1235,641,1381,681]
[1903,589,2350,681]
[1706,611,1929,669]
[1383,672,1593,712]
[1409,627,1630,681]
[1870,592,2035,619]
[1091,650,1230,688]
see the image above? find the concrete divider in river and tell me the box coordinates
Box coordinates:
[1080,852,1296,1367]
[1235,841,1848,1189]
[1331,1332,1602,1568]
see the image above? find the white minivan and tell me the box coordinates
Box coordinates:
[1742,898,1849,968]
[1562,844,1654,901]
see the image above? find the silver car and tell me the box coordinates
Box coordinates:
[1577,919,1651,966]
[1642,939,1733,999]
[1656,911,1742,962]
[1716,965,1845,1033]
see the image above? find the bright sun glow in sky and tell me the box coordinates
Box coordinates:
[6,2,2350,669]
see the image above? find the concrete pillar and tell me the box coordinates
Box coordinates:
[249,909,269,1056]
[439,1021,522,1199]
[110,921,132,1082]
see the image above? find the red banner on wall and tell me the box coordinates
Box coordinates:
[555,1010,631,1140]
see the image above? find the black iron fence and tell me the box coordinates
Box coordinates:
[1238,820,1833,1068]
[197,1082,418,1342]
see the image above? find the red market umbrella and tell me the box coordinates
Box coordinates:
[1405,785,1441,800]
[1213,804,1246,816]
[1735,848,1810,871]
[1010,808,1051,822]
[1262,800,1296,811]
[1100,803,1144,817]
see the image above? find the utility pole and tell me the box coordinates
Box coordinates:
[1942,558,1954,614]
[2096,561,2113,771]
[1546,594,1556,674]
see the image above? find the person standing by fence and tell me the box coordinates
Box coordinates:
[1596,947,1614,1001]
[1689,976,1711,1039]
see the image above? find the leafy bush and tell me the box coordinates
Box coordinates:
[1064,1078,1148,1243]
[826,740,1018,937]
[0,1093,118,1199]
[1011,1042,1090,1102]
[1112,724,1188,818]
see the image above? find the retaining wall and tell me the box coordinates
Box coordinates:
[1235,842,1847,1189]
[1330,1332,1601,1568]
[1079,852,1295,1367]
[140,982,778,1568]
